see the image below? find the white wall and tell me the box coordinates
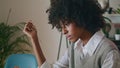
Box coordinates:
[0,0,67,63]
[0,0,120,64]
[110,0,120,9]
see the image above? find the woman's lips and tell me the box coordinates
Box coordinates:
[67,35,72,40]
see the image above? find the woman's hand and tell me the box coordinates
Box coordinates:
[23,22,37,38]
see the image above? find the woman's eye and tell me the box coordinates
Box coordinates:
[65,23,69,26]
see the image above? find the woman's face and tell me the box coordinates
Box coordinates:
[60,21,85,43]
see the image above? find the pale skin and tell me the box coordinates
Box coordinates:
[23,21,93,67]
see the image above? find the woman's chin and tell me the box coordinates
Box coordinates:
[69,39,78,43]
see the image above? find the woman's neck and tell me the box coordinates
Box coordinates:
[81,31,93,46]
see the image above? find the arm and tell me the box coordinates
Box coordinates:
[40,50,69,68]
[23,22,46,67]
[53,50,69,68]
[23,22,69,68]
[102,50,120,68]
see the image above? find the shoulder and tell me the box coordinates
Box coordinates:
[100,37,119,52]
[98,37,120,64]
[95,37,119,60]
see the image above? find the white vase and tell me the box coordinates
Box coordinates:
[115,34,120,40]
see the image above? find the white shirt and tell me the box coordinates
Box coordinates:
[40,31,120,68]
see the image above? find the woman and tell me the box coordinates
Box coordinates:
[23,0,120,68]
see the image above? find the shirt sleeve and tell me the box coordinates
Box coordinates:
[102,50,120,68]
[40,50,69,68]
[39,61,51,68]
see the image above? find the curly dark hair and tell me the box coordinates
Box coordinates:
[47,0,105,34]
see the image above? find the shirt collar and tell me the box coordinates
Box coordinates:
[74,30,105,56]
[74,39,81,49]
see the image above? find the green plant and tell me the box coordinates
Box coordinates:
[115,8,120,14]
[115,28,120,34]
[102,16,112,38]
[115,5,120,14]
[0,22,32,67]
